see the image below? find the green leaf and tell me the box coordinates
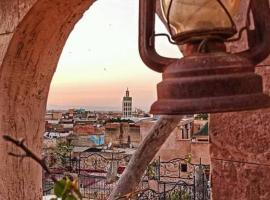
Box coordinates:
[62,178,72,199]
[53,176,81,200]
[185,154,192,164]
[65,194,77,200]
[54,179,67,197]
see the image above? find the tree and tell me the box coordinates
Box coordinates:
[109,116,182,199]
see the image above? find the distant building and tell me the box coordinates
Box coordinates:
[73,124,104,136]
[122,88,132,118]
[104,122,140,148]
[140,117,210,165]
[45,111,62,120]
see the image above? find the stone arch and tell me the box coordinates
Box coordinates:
[0,0,95,199]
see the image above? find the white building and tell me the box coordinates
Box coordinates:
[122,88,132,118]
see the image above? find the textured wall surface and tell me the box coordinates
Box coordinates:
[209,0,270,199]
[0,0,95,199]
[141,121,210,164]
[210,106,270,200]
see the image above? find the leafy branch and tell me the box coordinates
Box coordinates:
[3,135,82,200]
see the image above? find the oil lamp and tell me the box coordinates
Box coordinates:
[139,0,270,115]
[160,0,240,44]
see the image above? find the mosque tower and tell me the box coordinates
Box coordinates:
[122,88,132,118]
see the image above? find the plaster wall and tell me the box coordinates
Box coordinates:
[191,142,210,164]
[140,120,210,164]
[210,104,270,200]
[209,1,270,199]
[0,0,95,199]
[105,123,141,147]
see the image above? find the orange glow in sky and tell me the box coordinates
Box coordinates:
[47,0,181,111]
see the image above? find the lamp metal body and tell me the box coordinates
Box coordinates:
[139,0,270,115]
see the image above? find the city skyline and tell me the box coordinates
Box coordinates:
[47,0,181,111]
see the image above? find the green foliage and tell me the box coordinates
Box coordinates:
[146,160,158,180]
[170,189,190,200]
[185,153,192,164]
[53,177,82,200]
[194,113,208,120]
[50,142,81,199]
[54,140,74,167]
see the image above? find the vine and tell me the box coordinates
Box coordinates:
[3,135,81,200]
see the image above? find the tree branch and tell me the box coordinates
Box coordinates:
[108,115,182,200]
[3,135,57,182]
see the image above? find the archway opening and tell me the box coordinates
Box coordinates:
[47,0,180,112]
[43,0,181,198]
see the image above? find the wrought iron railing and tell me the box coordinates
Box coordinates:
[138,180,195,200]
[43,153,210,200]
[79,174,116,200]
[77,152,130,175]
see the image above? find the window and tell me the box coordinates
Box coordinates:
[180,163,188,172]
[197,138,209,142]
[181,128,189,139]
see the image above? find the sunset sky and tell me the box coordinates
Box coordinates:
[47,0,181,111]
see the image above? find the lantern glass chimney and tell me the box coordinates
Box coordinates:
[160,0,241,43]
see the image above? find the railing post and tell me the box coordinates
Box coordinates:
[179,161,181,178]
[158,156,161,181]
[163,182,166,199]
[69,152,72,172]
[193,175,196,200]
[78,153,81,175]
[203,171,205,200]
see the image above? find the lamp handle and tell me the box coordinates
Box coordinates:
[237,0,270,65]
[139,0,176,73]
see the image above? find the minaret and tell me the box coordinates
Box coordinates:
[122,88,132,118]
